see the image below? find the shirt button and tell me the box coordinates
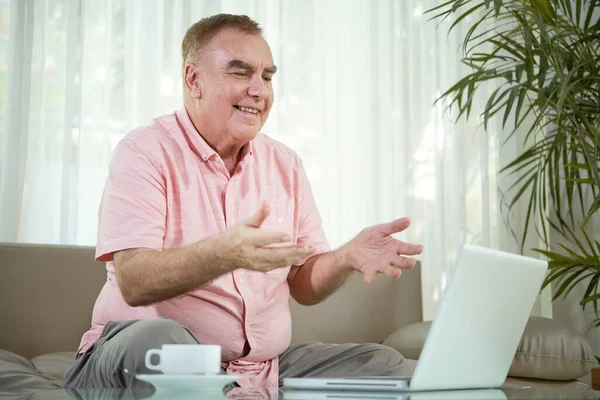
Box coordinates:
[201,153,207,159]
[277,218,283,224]
[242,159,247,165]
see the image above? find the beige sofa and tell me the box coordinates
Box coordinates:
[0,242,596,397]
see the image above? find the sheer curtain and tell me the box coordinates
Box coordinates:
[0,0,522,319]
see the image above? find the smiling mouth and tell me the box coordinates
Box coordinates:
[234,105,261,115]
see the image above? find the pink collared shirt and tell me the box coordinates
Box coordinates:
[79,108,330,387]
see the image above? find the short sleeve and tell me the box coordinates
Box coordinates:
[95,139,167,261]
[293,159,331,266]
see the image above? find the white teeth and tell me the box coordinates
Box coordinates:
[239,106,259,114]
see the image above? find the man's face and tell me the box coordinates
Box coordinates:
[194,29,275,143]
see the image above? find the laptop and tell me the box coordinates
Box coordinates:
[283,244,547,392]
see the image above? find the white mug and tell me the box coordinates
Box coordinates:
[145,344,221,375]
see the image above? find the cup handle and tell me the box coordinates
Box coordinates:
[145,349,162,371]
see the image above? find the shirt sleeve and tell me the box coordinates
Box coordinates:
[293,158,331,266]
[95,139,167,262]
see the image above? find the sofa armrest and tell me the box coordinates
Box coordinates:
[0,243,105,359]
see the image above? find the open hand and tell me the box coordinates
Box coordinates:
[343,217,423,284]
[216,201,315,273]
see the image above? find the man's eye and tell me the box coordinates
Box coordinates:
[263,76,272,82]
[233,72,247,76]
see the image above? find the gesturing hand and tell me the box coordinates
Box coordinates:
[217,201,315,273]
[343,217,423,284]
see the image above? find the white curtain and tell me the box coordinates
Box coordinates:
[0,0,519,320]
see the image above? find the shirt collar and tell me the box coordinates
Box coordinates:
[175,107,217,161]
[175,107,254,162]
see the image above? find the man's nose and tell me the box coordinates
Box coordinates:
[247,74,267,99]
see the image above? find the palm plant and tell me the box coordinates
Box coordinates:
[427,0,600,328]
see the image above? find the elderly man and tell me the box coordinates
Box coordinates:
[64,13,423,389]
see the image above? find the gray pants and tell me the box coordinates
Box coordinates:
[64,318,408,389]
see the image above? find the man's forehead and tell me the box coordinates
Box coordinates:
[207,29,274,65]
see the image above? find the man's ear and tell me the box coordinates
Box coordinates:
[184,64,202,100]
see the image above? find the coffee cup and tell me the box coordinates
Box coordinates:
[145,344,221,375]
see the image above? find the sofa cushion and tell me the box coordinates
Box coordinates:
[31,352,76,388]
[0,349,60,391]
[382,320,431,360]
[383,317,595,380]
[511,317,595,380]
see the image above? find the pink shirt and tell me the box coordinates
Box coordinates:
[79,107,330,387]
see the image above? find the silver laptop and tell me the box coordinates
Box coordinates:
[283,244,547,392]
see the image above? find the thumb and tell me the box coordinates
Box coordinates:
[245,201,270,228]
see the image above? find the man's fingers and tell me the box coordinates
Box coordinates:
[383,265,402,280]
[250,230,292,247]
[255,245,316,266]
[244,201,270,228]
[376,217,411,236]
[397,241,424,256]
[391,256,416,269]
[362,270,377,285]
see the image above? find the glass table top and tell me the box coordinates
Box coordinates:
[1,386,598,400]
